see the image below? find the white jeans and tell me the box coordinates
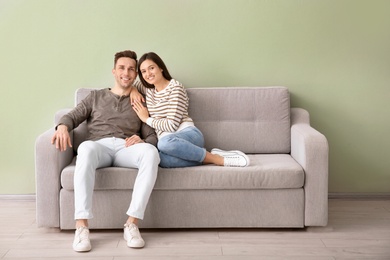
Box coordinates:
[74,137,160,220]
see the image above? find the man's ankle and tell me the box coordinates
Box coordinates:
[125,216,138,226]
[76,219,89,229]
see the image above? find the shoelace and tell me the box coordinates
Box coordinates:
[125,223,141,239]
[76,227,89,243]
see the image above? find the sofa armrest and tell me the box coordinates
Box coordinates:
[290,108,329,226]
[35,109,74,227]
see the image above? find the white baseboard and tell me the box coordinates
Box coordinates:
[329,192,390,199]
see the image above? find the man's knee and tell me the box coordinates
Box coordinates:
[77,141,100,161]
[139,143,160,164]
[78,140,95,152]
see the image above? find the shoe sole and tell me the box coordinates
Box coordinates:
[124,233,145,248]
[73,245,91,252]
[211,148,244,156]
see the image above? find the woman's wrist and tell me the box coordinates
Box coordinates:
[146,117,153,126]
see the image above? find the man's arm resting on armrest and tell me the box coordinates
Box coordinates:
[51,124,72,152]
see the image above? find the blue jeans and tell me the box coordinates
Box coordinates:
[158,126,206,168]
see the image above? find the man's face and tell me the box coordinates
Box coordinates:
[112,57,137,89]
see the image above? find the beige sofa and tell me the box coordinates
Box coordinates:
[35,86,328,230]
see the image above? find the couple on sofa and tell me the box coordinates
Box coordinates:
[51,50,250,252]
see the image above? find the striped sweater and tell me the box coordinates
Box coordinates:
[134,79,194,139]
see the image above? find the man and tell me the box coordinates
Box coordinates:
[51,50,159,252]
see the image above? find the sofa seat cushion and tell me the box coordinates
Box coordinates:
[61,154,304,191]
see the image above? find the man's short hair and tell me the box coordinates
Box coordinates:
[114,50,137,68]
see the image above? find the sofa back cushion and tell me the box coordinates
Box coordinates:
[72,86,290,154]
[187,87,290,153]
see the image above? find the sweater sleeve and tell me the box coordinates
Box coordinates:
[57,92,93,131]
[141,122,158,146]
[149,86,189,133]
[132,79,147,95]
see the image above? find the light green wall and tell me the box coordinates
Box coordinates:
[1,0,389,194]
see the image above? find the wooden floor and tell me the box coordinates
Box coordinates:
[1,198,390,259]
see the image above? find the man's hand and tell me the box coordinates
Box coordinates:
[51,125,72,151]
[130,86,145,104]
[125,135,144,147]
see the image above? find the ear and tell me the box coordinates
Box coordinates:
[112,68,115,75]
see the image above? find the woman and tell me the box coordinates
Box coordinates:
[130,52,249,168]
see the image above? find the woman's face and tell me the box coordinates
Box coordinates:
[139,59,164,86]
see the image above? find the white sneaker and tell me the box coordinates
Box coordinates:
[211,148,250,167]
[72,226,91,252]
[124,223,145,248]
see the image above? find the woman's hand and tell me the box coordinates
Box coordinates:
[132,99,149,123]
[130,87,145,104]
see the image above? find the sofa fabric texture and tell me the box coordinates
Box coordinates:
[35,86,328,229]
